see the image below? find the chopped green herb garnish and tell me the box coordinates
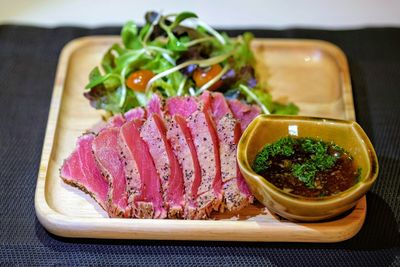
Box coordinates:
[252,137,295,173]
[253,136,361,196]
[253,137,344,188]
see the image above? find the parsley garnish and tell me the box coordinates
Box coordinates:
[252,137,295,173]
[253,137,340,188]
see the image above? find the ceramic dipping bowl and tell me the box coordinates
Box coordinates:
[237,115,378,222]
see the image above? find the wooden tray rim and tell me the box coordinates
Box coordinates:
[34,36,364,242]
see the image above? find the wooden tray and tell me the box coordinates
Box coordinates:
[35,36,365,242]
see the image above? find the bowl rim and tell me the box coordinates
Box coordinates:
[237,114,379,207]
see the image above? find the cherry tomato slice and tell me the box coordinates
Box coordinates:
[126,70,155,92]
[193,64,223,91]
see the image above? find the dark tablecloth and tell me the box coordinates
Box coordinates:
[0,25,399,266]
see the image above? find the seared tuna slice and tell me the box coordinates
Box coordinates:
[89,114,125,134]
[203,92,254,211]
[60,134,108,212]
[118,108,145,217]
[144,94,185,218]
[166,96,198,117]
[208,92,231,121]
[166,96,222,218]
[118,134,140,216]
[92,128,130,218]
[108,114,126,127]
[201,93,238,183]
[124,107,146,122]
[166,115,202,218]
[147,93,165,118]
[218,115,253,211]
[141,113,185,218]
[120,120,167,219]
[228,99,260,132]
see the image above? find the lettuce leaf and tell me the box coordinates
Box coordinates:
[83,11,300,116]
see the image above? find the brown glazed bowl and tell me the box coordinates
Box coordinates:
[237,115,379,222]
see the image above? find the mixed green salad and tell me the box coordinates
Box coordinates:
[84,11,299,115]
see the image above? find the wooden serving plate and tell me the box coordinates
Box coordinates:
[35,36,365,242]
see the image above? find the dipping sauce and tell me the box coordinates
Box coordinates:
[252,137,360,198]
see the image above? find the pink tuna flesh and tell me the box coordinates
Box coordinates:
[166,96,198,117]
[124,107,146,122]
[185,114,214,195]
[146,94,164,118]
[205,93,238,184]
[108,114,126,127]
[200,105,222,199]
[209,92,232,122]
[144,94,185,217]
[92,127,130,218]
[60,134,109,211]
[167,96,222,215]
[119,107,146,216]
[118,131,141,217]
[120,120,167,219]
[88,114,126,134]
[216,115,241,183]
[228,99,260,132]
[207,92,254,211]
[225,121,254,211]
[167,115,203,218]
[140,113,185,218]
[220,115,253,211]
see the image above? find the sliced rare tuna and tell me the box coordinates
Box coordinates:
[88,114,125,134]
[142,95,185,218]
[146,93,164,117]
[119,120,167,219]
[124,107,146,122]
[119,107,145,217]
[203,92,253,211]
[108,114,126,127]
[166,114,202,218]
[228,99,260,132]
[92,127,130,218]
[62,93,258,219]
[166,96,222,218]
[60,134,109,212]
[141,114,185,218]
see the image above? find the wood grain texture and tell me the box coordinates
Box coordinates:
[34,36,364,242]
